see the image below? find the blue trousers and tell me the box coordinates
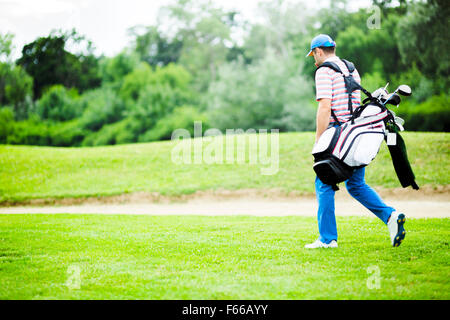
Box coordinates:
[315,167,395,244]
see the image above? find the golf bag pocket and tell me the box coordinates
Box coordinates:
[312,126,353,185]
[311,108,388,186]
[313,155,354,185]
[337,121,386,167]
[343,129,385,167]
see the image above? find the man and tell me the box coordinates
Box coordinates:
[304,34,406,249]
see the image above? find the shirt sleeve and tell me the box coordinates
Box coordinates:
[351,68,362,103]
[315,67,333,101]
[352,68,361,85]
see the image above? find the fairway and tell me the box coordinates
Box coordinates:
[1,132,449,204]
[1,214,449,300]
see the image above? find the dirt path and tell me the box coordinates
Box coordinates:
[1,188,449,218]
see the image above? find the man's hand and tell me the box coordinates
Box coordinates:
[315,98,331,143]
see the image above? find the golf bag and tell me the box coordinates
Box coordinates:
[312,105,389,189]
[311,59,389,190]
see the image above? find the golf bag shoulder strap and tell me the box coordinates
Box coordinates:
[317,59,373,97]
[315,61,344,125]
[316,59,373,124]
[338,59,373,99]
[316,61,345,78]
[341,59,355,73]
[317,59,354,76]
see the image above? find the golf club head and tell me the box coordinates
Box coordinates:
[397,84,412,96]
[385,93,401,106]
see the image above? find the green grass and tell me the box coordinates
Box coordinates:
[0,214,448,300]
[0,132,449,202]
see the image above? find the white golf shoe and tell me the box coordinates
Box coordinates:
[304,239,338,249]
[388,212,406,247]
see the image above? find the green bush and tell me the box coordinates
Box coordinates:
[99,51,140,88]
[153,63,192,90]
[138,105,209,142]
[48,120,87,147]
[119,62,195,110]
[360,59,386,93]
[1,113,86,147]
[1,109,51,146]
[36,85,81,121]
[81,118,138,146]
[79,88,125,131]
[0,107,15,143]
[391,64,441,103]
[6,119,50,146]
[397,94,450,132]
[119,62,154,104]
[126,80,195,134]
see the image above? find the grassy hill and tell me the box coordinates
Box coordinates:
[0,132,449,203]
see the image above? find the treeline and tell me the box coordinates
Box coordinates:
[0,0,448,147]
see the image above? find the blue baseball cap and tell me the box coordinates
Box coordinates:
[306,34,336,57]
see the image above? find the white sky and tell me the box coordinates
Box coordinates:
[0,0,372,59]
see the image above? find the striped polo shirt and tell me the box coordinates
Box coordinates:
[315,56,361,125]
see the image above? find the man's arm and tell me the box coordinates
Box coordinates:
[315,98,331,142]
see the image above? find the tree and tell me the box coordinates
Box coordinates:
[0,33,34,119]
[335,15,402,78]
[372,0,409,14]
[1,64,34,119]
[397,0,450,80]
[99,50,139,89]
[128,26,183,67]
[207,48,315,132]
[0,33,14,63]
[0,33,33,119]
[309,0,366,41]
[160,0,235,92]
[16,30,101,98]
